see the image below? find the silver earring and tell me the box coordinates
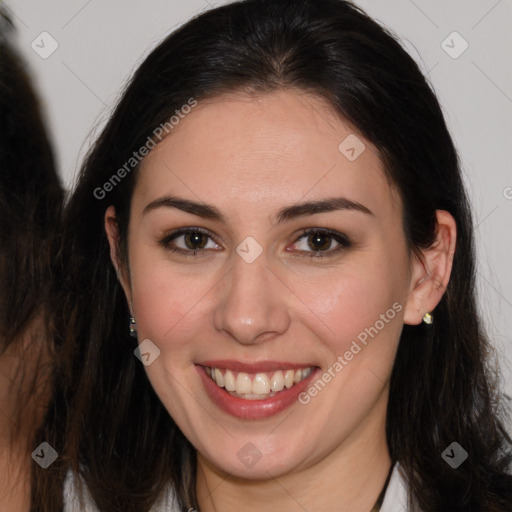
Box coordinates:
[129,316,137,337]
[422,312,433,325]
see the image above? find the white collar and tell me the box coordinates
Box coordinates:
[380,462,408,512]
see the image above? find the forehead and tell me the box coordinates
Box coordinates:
[134,89,399,220]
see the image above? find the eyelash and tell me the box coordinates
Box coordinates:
[158,227,351,260]
[159,228,219,259]
[291,228,351,259]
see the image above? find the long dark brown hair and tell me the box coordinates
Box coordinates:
[0,3,63,503]
[0,11,62,358]
[37,0,512,510]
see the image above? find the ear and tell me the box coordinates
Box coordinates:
[403,210,457,325]
[104,205,132,310]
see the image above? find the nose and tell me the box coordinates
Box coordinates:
[213,252,291,346]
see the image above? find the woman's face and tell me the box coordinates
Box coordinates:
[110,90,417,478]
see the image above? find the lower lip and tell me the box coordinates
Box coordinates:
[196,365,318,420]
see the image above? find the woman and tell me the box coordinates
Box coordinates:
[0,9,63,511]
[50,0,512,510]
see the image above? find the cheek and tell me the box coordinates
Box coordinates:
[128,252,211,363]
[127,256,214,421]
[295,265,404,431]
[301,258,405,356]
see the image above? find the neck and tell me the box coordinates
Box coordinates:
[196,386,392,512]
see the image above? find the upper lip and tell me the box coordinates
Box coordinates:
[198,360,316,373]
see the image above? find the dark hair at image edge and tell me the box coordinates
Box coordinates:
[0,7,62,446]
[36,0,512,510]
[0,11,62,357]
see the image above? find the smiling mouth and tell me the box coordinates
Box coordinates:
[203,366,314,400]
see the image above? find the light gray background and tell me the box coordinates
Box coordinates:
[5,1,512,405]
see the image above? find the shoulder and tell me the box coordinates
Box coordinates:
[63,470,180,512]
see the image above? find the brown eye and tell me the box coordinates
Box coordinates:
[306,232,333,251]
[183,232,208,250]
[159,228,221,257]
[291,228,351,258]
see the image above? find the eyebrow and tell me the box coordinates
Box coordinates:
[143,195,373,223]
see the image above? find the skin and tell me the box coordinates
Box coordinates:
[106,89,456,511]
[0,345,30,511]
[0,315,50,511]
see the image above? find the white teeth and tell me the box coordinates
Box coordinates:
[214,368,224,387]
[235,372,252,394]
[252,373,270,395]
[207,366,313,398]
[270,371,285,392]
[284,370,295,388]
[224,369,236,391]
